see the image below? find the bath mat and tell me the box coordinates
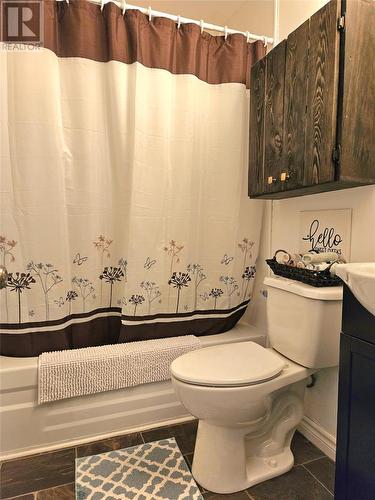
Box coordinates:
[38,335,201,403]
[75,437,203,500]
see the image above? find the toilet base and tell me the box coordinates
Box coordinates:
[191,387,305,494]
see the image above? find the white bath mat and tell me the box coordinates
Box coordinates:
[38,335,201,403]
[76,438,203,500]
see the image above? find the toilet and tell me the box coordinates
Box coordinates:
[170,276,343,494]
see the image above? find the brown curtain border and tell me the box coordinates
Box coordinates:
[0,301,248,331]
[0,304,247,357]
[44,0,266,87]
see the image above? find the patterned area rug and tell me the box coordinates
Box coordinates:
[76,437,204,499]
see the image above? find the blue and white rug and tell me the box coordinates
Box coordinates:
[76,437,204,500]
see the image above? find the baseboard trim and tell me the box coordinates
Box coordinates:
[298,416,336,461]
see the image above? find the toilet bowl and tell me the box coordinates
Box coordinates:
[170,276,343,494]
[171,342,312,493]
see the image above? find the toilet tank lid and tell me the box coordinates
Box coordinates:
[264,276,343,301]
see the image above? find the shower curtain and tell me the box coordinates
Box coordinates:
[0,0,265,356]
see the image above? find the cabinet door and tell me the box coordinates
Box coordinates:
[340,0,375,183]
[248,58,266,197]
[304,0,340,186]
[335,334,375,500]
[264,40,286,193]
[282,19,309,190]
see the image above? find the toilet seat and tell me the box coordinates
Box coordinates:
[170,341,286,387]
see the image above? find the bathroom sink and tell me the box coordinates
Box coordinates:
[332,263,375,316]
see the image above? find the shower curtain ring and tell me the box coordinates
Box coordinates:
[200,19,204,34]
[263,35,268,48]
[224,25,228,41]
[177,15,181,29]
[246,31,251,43]
[101,0,105,12]
[122,0,127,15]
[148,6,152,22]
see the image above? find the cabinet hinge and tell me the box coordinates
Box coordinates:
[332,145,341,164]
[337,15,345,31]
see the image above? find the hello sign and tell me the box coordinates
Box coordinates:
[299,209,352,260]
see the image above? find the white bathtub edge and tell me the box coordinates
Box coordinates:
[0,414,196,462]
[1,323,265,460]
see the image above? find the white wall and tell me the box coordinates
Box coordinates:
[271,186,375,439]
[278,0,330,40]
[246,162,375,451]
[129,0,274,37]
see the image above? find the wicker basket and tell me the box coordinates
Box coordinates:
[266,250,342,288]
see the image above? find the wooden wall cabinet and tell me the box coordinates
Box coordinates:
[248,0,375,199]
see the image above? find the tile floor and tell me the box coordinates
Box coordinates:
[0,420,335,499]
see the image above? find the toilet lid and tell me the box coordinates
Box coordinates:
[170,341,286,387]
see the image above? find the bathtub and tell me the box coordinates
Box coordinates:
[0,322,264,460]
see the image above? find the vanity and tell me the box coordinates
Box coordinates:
[335,270,375,499]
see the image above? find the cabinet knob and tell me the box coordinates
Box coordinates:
[280,172,291,182]
[267,176,277,185]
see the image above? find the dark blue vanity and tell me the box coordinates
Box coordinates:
[335,285,375,499]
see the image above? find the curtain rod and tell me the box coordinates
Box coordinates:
[56,0,274,45]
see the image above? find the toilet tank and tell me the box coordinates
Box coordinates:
[264,276,343,368]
